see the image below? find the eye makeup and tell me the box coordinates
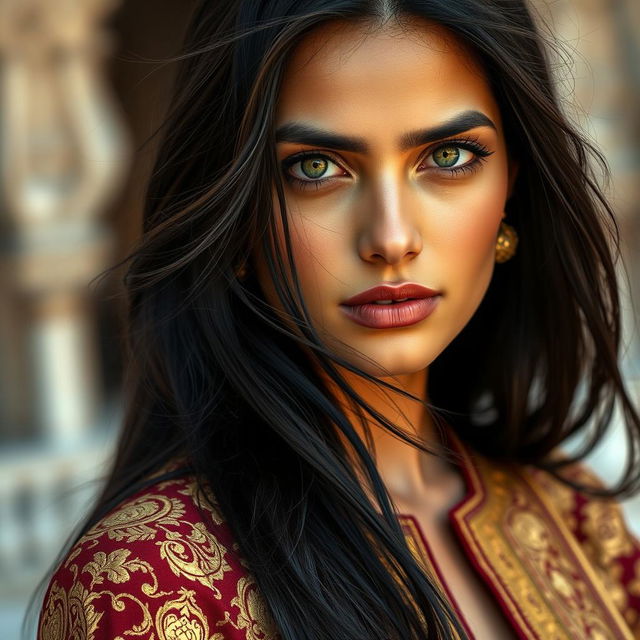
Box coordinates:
[418,136,494,177]
[280,135,495,191]
[281,150,349,191]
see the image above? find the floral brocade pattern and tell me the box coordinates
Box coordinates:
[37,449,640,640]
[527,461,640,637]
[37,467,282,640]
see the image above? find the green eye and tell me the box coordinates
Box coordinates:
[301,157,329,179]
[433,146,460,168]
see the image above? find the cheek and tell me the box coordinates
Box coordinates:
[277,199,346,291]
[430,176,505,294]
[451,204,501,260]
[261,195,342,311]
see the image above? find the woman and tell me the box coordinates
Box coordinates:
[32,1,640,639]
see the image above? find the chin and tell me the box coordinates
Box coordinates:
[334,346,437,379]
[374,358,435,378]
[315,320,445,377]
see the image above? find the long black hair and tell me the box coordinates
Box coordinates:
[26,1,640,638]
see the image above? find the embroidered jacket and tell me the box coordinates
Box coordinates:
[37,434,640,640]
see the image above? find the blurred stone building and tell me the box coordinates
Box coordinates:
[531,0,640,508]
[0,0,637,638]
[0,1,196,637]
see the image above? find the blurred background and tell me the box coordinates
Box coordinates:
[0,0,638,637]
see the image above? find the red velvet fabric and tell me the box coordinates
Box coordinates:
[36,448,640,640]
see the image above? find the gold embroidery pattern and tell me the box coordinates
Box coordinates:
[39,579,103,640]
[157,521,234,597]
[80,495,187,548]
[526,460,640,636]
[582,499,634,562]
[38,472,282,640]
[155,587,224,640]
[447,437,635,640]
[504,500,618,638]
[215,576,281,640]
[83,548,151,589]
[177,476,226,525]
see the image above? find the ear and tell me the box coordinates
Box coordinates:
[507,157,520,199]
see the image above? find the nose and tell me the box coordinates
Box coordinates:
[357,171,423,266]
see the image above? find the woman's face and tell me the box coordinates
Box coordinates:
[252,17,517,378]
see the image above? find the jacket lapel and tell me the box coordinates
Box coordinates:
[437,431,634,639]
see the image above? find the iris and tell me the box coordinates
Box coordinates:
[301,157,329,179]
[433,146,460,167]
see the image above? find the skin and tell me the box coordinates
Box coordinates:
[252,16,519,511]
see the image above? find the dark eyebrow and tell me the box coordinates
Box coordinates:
[275,122,369,153]
[275,110,497,153]
[400,110,497,151]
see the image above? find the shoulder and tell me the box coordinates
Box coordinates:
[520,453,640,634]
[37,463,281,640]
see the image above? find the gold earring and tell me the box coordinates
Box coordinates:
[495,217,518,263]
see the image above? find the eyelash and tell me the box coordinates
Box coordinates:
[281,137,495,191]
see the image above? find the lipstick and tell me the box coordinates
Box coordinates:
[340,282,442,329]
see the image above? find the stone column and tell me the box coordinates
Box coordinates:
[0,0,131,444]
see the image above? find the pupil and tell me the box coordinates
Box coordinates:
[434,146,459,168]
[301,157,328,179]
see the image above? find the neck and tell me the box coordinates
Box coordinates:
[321,366,459,513]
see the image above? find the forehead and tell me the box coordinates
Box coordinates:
[275,17,502,141]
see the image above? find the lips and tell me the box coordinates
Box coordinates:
[341,283,441,306]
[339,283,442,329]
